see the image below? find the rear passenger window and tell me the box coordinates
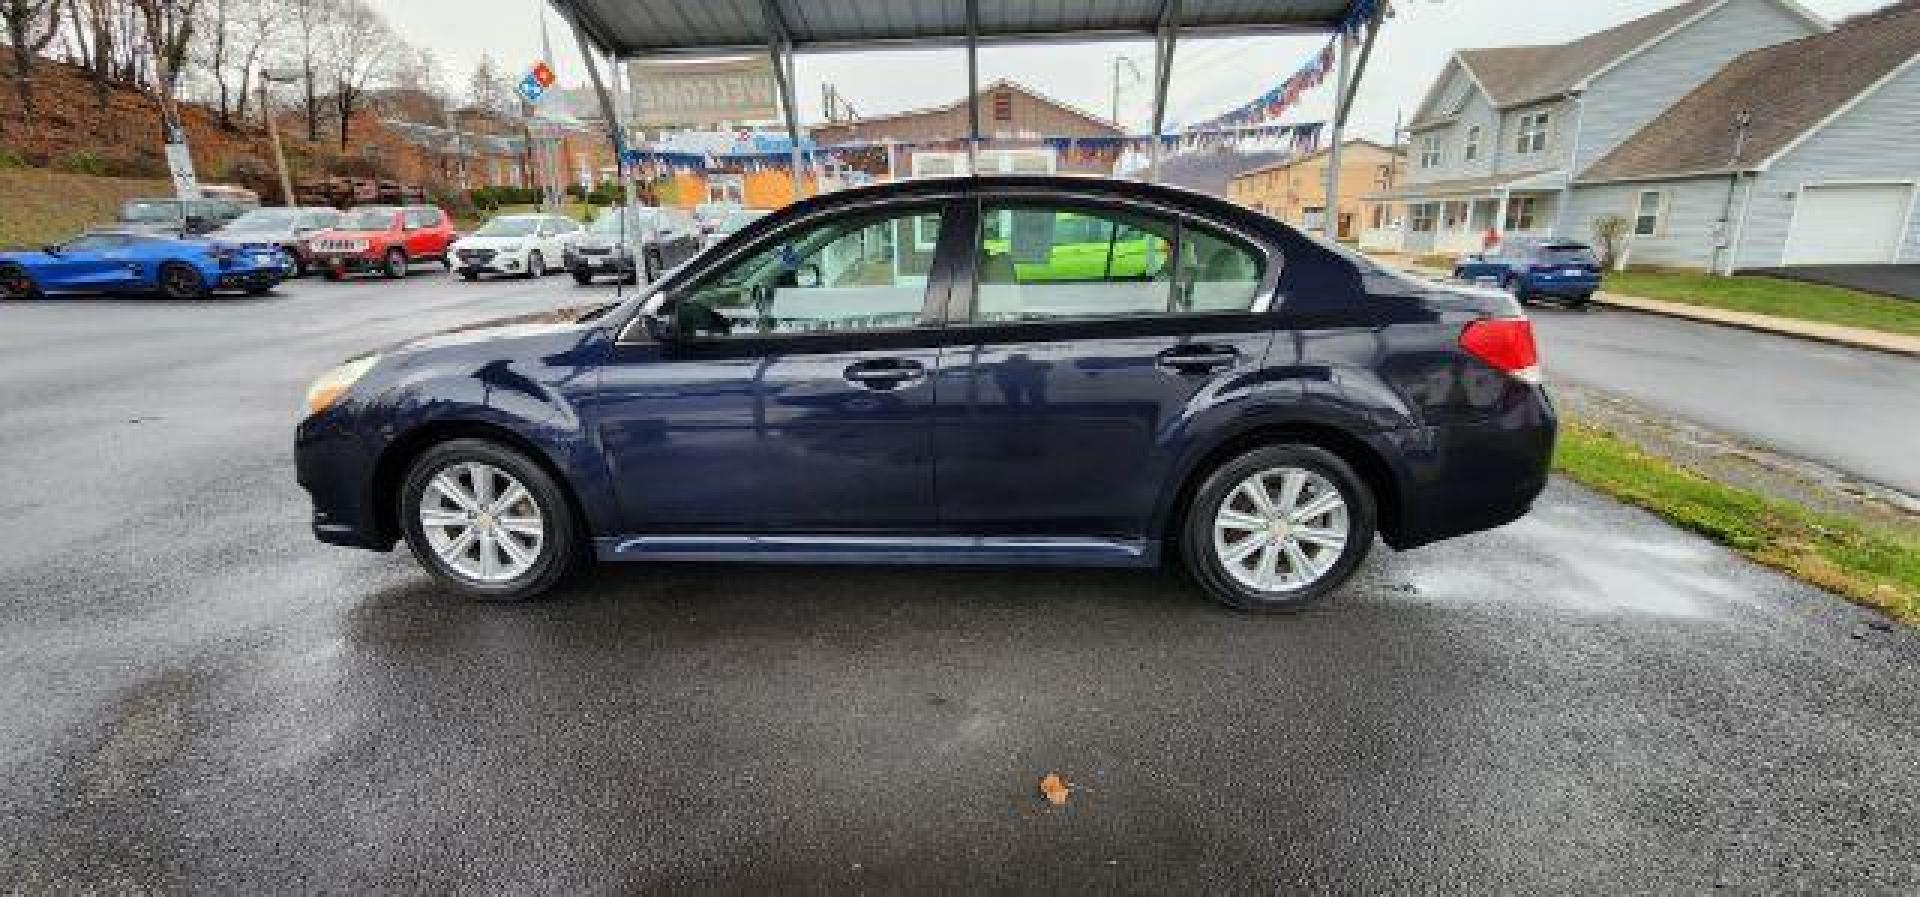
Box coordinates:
[973,204,1264,322]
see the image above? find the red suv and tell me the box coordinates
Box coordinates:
[309,206,455,280]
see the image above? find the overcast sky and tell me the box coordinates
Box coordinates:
[378,0,1887,142]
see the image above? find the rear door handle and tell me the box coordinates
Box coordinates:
[1155,346,1241,373]
[844,359,926,389]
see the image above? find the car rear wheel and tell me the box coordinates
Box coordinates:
[383,248,408,279]
[0,264,39,299]
[572,270,593,286]
[526,250,546,278]
[399,439,582,601]
[1181,444,1376,613]
[157,262,208,300]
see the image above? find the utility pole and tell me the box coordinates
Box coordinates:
[260,69,301,206]
[1714,109,1754,275]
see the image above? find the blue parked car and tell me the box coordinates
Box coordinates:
[297,176,1556,611]
[1453,238,1602,308]
[0,231,284,300]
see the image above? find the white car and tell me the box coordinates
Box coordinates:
[450,214,582,280]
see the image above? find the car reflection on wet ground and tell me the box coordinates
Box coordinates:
[1,274,1915,892]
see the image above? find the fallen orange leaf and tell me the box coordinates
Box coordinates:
[1039,773,1070,806]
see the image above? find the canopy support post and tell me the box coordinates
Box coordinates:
[762,0,806,199]
[966,0,980,173]
[562,4,640,290]
[1146,0,1181,184]
[1323,5,1383,240]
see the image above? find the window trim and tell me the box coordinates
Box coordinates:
[1463,125,1482,163]
[946,193,1281,327]
[616,195,970,346]
[1418,134,1442,169]
[1515,111,1551,155]
[1632,189,1669,237]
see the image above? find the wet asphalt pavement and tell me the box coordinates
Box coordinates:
[1532,304,1920,496]
[2,272,1917,892]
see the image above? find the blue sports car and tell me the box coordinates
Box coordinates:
[0,231,285,300]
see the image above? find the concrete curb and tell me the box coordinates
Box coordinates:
[1590,293,1920,361]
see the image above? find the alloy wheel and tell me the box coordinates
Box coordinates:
[1211,466,1350,593]
[160,264,203,299]
[418,461,545,583]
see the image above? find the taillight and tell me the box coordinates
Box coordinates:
[1460,317,1541,384]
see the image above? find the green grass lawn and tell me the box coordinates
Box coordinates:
[1555,422,1919,625]
[1605,270,1920,338]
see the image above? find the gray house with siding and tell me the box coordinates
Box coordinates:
[1360,0,1836,261]
[1570,1,1920,271]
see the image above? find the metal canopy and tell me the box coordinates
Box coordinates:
[551,0,1380,238]
[562,0,1360,58]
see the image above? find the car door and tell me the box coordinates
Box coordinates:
[932,196,1278,536]
[595,198,963,533]
[401,209,435,257]
[40,234,121,289]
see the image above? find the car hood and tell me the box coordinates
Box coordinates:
[213,227,294,241]
[453,235,535,249]
[381,303,617,355]
[115,222,180,235]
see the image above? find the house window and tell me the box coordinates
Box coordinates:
[1410,203,1436,232]
[1442,201,1469,230]
[1370,204,1388,229]
[1634,190,1668,236]
[1505,196,1538,230]
[992,92,1013,121]
[1418,135,1441,169]
[1515,112,1550,154]
[1464,125,1482,163]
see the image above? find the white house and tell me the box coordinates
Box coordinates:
[1360,0,1918,270]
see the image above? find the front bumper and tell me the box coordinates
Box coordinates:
[566,250,634,276]
[295,407,392,551]
[314,252,384,274]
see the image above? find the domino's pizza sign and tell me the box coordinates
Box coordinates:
[518,60,557,104]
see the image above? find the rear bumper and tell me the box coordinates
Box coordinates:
[565,251,633,275]
[314,253,383,274]
[1522,277,1600,297]
[1370,384,1557,549]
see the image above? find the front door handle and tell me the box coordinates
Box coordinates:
[844,359,926,389]
[1155,346,1241,373]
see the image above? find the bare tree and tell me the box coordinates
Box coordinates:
[318,0,397,151]
[0,0,64,133]
[284,0,331,142]
[465,53,511,117]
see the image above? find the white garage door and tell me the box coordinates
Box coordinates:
[1782,183,1913,265]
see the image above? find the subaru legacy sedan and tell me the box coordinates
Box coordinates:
[297,176,1554,612]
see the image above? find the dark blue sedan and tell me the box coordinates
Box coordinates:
[1454,238,1602,307]
[0,231,284,300]
[296,176,1556,612]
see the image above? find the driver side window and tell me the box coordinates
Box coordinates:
[674,206,943,337]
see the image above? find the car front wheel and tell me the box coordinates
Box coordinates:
[1182,444,1376,613]
[399,439,582,601]
[0,264,38,299]
[383,248,408,279]
[157,262,209,300]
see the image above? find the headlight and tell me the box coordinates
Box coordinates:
[305,355,380,416]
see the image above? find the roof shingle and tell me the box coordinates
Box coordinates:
[1578,3,1920,182]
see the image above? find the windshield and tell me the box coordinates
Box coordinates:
[1541,244,1598,265]
[221,209,299,231]
[588,209,660,235]
[716,211,763,234]
[339,209,397,230]
[476,217,541,237]
[120,200,181,223]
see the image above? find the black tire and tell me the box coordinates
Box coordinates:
[398,438,584,602]
[284,247,308,278]
[0,264,39,299]
[440,255,454,271]
[244,284,274,296]
[1180,444,1377,613]
[460,270,479,282]
[157,262,208,300]
[572,270,594,286]
[383,248,408,279]
[1503,274,1530,304]
[526,250,546,279]
[1571,293,1595,310]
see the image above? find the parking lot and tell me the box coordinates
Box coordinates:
[3,272,1917,891]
